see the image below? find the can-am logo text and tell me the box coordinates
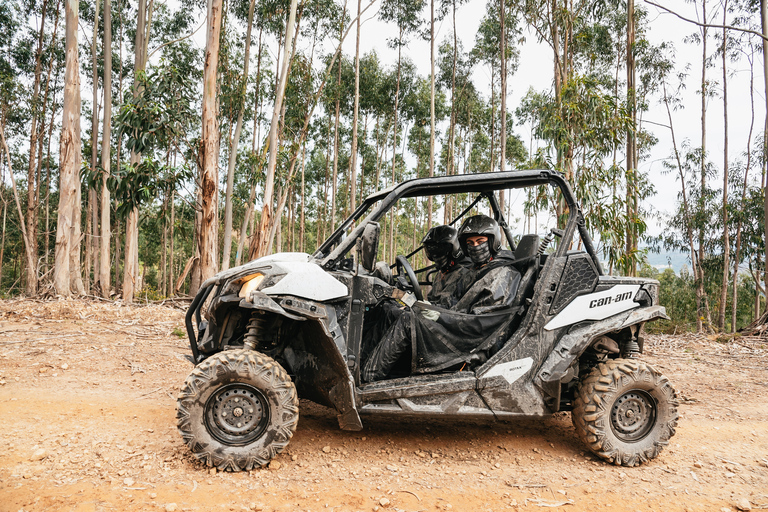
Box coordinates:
[589,290,633,309]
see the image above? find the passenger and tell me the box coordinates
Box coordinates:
[453,215,520,314]
[422,225,472,309]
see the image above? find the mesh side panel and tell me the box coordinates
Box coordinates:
[549,253,598,315]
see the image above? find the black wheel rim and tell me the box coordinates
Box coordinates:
[610,389,657,442]
[204,383,270,446]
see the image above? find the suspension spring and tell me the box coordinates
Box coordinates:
[243,312,269,351]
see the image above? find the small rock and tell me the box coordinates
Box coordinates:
[123,478,134,486]
[165,504,178,512]
[720,508,731,512]
[291,455,298,462]
[209,467,217,475]
[269,461,281,471]
[431,452,439,459]
[386,465,398,472]
[618,472,626,479]
[322,446,331,453]
[378,498,390,507]
[149,493,157,499]
[725,472,736,478]
[735,498,752,511]
[30,449,46,461]
[693,461,703,469]
[61,363,69,370]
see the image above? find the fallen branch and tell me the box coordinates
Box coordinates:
[397,489,421,501]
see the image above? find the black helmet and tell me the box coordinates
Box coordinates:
[422,225,462,270]
[458,215,502,255]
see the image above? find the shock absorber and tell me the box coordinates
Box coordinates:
[538,231,555,256]
[243,311,269,351]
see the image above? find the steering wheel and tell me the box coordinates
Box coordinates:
[395,255,423,301]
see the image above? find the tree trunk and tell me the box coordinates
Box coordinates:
[300,141,306,252]
[221,0,256,271]
[445,0,458,225]
[24,0,50,296]
[169,188,175,296]
[626,0,637,277]
[54,0,84,296]
[199,0,224,282]
[718,6,730,330]
[348,0,361,213]
[122,0,147,303]
[100,0,112,298]
[761,0,768,308]
[331,50,342,233]
[697,0,711,332]
[732,45,757,331]
[390,33,402,260]
[499,0,507,213]
[251,0,298,260]
[428,0,435,231]
[88,0,102,294]
[0,200,6,288]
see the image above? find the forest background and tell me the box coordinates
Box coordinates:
[0,0,766,334]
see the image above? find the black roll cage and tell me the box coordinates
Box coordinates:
[314,169,603,276]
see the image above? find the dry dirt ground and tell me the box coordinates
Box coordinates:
[1,298,767,512]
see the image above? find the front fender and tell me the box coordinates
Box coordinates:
[536,305,668,387]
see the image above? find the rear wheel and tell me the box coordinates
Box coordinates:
[572,358,678,467]
[177,349,299,471]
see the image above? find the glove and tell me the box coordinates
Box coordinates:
[420,309,440,321]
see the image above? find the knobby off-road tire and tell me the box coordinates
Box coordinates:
[177,349,299,471]
[572,358,678,467]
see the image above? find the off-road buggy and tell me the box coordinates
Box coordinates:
[176,170,678,471]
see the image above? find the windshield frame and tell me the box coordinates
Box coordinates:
[314,169,602,275]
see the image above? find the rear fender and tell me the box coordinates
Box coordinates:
[536,305,668,389]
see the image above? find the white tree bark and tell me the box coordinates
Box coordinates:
[54,0,83,296]
[100,0,112,298]
[199,0,224,281]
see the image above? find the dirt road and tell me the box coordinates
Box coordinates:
[1,299,767,512]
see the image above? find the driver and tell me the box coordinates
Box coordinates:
[361,225,470,382]
[362,216,521,382]
[422,225,472,309]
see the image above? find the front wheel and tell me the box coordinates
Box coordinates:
[572,358,678,467]
[177,349,299,471]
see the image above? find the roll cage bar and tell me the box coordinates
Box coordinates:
[314,169,602,276]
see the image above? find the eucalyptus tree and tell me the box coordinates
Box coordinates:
[53,0,84,296]
[198,0,224,286]
[98,0,113,297]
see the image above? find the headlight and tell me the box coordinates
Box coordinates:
[238,273,265,300]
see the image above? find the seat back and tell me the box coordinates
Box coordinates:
[514,234,540,260]
[510,235,540,307]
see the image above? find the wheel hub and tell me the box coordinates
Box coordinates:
[204,383,269,446]
[610,389,657,442]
